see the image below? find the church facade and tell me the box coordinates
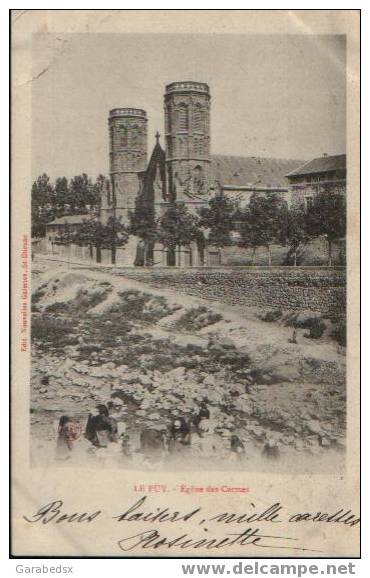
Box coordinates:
[100,81,303,266]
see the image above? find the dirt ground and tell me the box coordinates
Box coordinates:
[30,257,346,473]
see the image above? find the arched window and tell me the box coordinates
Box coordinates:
[166,107,172,132]
[193,105,204,132]
[131,125,140,147]
[119,124,128,147]
[178,104,189,131]
[193,165,205,193]
[166,136,173,157]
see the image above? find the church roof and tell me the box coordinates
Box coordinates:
[211,155,303,188]
[286,154,346,178]
[145,140,305,190]
[147,141,166,175]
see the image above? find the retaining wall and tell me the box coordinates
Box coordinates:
[116,267,346,317]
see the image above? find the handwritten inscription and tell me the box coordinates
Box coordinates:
[23,496,360,554]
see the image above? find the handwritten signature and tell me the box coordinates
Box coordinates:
[23,496,360,554]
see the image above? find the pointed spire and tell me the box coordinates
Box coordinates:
[155,131,161,144]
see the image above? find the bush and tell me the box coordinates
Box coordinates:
[115,290,179,323]
[259,309,283,322]
[287,314,324,330]
[304,318,327,339]
[332,320,346,347]
[45,287,111,314]
[31,286,46,304]
[175,306,223,331]
[45,301,70,313]
[78,343,103,354]
[32,315,78,347]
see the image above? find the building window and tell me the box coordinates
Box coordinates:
[193,165,205,193]
[119,124,128,147]
[193,105,204,132]
[166,107,172,133]
[305,196,314,210]
[178,104,189,131]
[131,125,140,147]
[166,136,173,157]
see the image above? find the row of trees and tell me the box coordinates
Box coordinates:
[128,190,346,267]
[33,167,345,267]
[32,173,106,237]
[55,216,129,265]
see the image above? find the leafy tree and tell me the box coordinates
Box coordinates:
[198,192,237,247]
[158,202,204,266]
[284,206,310,266]
[91,174,106,214]
[69,173,94,211]
[238,192,287,266]
[100,216,129,264]
[31,173,55,237]
[305,191,346,266]
[128,193,158,266]
[32,173,108,237]
[61,216,129,264]
[54,177,69,215]
[53,221,78,246]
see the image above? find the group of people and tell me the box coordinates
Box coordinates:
[56,403,118,460]
[55,398,250,464]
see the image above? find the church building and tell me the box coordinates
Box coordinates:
[100,81,304,266]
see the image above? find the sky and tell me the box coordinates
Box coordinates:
[31,33,346,180]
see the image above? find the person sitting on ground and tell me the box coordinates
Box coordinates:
[120,432,131,457]
[262,437,280,460]
[85,404,118,448]
[56,415,82,459]
[230,434,245,458]
[191,401,210,435]
[193,401,210,426]
[168,417,191,451]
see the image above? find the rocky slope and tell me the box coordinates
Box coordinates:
[30,260,346,471]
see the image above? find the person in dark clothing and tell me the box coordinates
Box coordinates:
[85,404,118,448]
[230,434,245,457]
[168,418,191,451]
[192,401,210,429]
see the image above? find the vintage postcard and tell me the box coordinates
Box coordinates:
[11,9,360,557]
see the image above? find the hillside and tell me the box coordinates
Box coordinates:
[30,259,346,472]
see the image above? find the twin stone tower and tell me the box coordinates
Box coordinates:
[106,81,211,224]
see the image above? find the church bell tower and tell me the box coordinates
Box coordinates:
[164,82,211,209]
[109,108,148,221]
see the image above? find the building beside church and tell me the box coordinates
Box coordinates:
[286,153,346,211]
[100,81,303,266]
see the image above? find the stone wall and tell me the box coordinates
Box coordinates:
[116,267,346,318]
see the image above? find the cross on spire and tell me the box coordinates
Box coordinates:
[155,131,161,143]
